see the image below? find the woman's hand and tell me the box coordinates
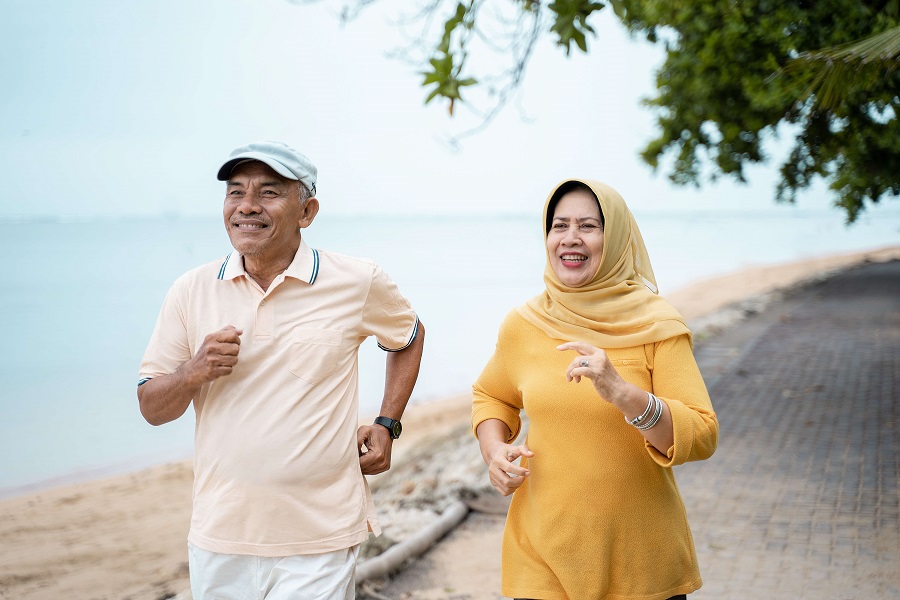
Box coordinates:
[558,341,630,405]
[484,440,534,496]
[475,419,534,496]
[558,341,675,453]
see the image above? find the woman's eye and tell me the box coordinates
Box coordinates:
[580,223,597,230]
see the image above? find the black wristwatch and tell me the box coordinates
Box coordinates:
[374,416,402,439]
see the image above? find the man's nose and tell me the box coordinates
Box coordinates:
[237,191,262,213]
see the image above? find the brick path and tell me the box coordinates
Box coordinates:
[372,259,900,599]
[679,258,900,599]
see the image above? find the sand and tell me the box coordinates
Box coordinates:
[1,245,897,600]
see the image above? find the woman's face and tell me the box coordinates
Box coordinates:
[547,188,605,288]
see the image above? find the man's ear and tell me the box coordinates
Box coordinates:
[299,197,319,229]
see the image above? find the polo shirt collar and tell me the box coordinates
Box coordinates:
[217,239,320,285]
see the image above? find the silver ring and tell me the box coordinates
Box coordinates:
[579,359,589,368]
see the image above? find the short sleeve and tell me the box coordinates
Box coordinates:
[138,285,192,385]
[360,264,418,352]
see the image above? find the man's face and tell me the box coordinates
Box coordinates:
[223,161,316,263]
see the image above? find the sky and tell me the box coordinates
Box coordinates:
[1,0,897,223]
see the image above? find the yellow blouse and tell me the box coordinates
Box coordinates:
[472,311,718,600]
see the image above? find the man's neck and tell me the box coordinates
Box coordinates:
[243,248,297,292]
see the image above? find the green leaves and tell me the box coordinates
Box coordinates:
[417,0,607,115]
[780,24,900,111]
[420,1,479,115]
[548,0,606,54]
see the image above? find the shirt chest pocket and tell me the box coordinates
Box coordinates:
[290,327,344,384]
[609,351,651,388]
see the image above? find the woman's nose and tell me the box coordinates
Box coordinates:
[562,228,581,244]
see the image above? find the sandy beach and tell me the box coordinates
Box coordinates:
[1,245,898,600]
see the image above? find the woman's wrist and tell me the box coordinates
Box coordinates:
[476,421,512,464]
[613,383,651,419]
[484,439,504,456]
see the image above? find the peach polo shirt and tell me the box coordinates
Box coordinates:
[138,240,418,556]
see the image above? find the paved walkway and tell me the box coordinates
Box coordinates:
[673,258,900,598]
[369,259,900,599]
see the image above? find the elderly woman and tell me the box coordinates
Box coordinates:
[472,179,718,600]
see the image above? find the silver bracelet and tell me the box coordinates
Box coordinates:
[636,396,662,430]
[636,394,663,431]
[627,392,655,426]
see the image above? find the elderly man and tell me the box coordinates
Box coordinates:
[137,141,424,599]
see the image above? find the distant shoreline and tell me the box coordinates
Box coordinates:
[668,244,900,324]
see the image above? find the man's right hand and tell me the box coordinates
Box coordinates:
[184,325,243,386]
[139,325,243,426]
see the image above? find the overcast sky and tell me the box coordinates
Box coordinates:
[2,0,893,221]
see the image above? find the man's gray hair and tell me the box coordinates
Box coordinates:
[298,181,313,203]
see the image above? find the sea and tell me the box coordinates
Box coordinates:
[1,208,898,495]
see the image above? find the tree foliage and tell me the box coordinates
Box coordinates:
[294,0,900,221]
[616,0,900,222]
[782,23,900,111]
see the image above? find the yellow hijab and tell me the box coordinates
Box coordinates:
[517,179,692,349]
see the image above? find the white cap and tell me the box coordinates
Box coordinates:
[217,141,317,195]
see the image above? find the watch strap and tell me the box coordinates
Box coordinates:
[374,416,402,439]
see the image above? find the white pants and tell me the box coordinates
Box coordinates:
[188,542,360,600]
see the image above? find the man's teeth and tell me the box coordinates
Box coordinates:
[237,224,265,229]
[561,255,587,262]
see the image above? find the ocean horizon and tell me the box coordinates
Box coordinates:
[1,207,898,495]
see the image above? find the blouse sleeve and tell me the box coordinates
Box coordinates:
[471,317,524,443]
[645,333,718,467]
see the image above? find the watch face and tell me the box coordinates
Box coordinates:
[376,417,402,439]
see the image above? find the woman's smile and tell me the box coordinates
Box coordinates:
[559,252,588,267]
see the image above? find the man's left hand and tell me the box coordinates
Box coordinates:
[357,424,393,475]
